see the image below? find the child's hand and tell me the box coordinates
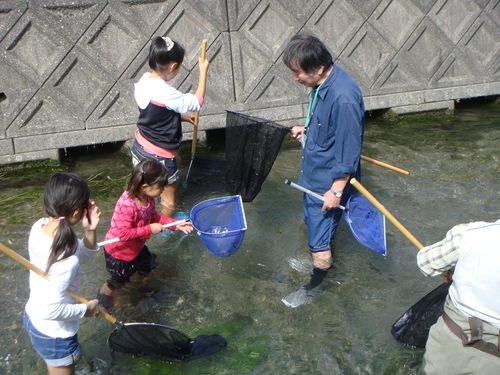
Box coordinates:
[181,113,196,125]
[150,223,164,234]
[177,222,194,234]
[84,299,100,318]
[82,201,101,231]
[199,56,209,75]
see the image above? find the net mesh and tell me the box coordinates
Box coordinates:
[190,195,247,257]
[107,323,227,362]
[345,194,387,256]
[391,282,450,348]
[225,111,290,202]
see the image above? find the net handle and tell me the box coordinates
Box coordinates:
[191,39,208,155]
[98,219,189,247]
[360,155,410,175]
[0,242,118,325]
[284,179,345,211]
[349,178,423,249]
[287,128,409,175]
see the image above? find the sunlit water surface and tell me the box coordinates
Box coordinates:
[0,99,498,374]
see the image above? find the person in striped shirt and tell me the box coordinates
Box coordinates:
[417,220,500,374]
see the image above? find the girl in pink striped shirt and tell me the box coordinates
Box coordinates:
[99,159,192,307]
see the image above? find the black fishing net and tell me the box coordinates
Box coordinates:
[225,111,290,202]
[107,323,227,362]
[391,282,451,348]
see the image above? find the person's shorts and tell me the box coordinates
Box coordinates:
[303,192,348,252]
[131,140,179,184]
[23,312,81,367]
[105,245,159,289]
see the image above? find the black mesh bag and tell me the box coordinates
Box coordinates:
[391,282,451,348]
[108,323,227,362]
[225,111,290,202]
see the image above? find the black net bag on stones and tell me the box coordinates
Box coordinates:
[107,323,227,362]
[225,111,290,202]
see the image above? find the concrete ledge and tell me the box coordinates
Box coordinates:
[0,139,14,156]
[14,125,136,154]
[391,100,455,115]
[364,83,500,112]
[0,149,59,165]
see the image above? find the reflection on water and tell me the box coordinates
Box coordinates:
[0,99,499,374]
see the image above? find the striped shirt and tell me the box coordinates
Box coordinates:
[417,223,469,277]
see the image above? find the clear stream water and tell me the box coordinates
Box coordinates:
[0,99,498,374]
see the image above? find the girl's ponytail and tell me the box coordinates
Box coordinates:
[43,173,90,273]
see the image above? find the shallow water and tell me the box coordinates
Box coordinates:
[0,99,499,374]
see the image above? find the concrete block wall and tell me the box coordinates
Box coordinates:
[0,0,499,165]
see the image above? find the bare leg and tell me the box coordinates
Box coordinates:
[160,184,177,217]
[311,250,332,270]
[97,282,117,312]
[281,250,332,308]
[47,364,75,375]
[305,250,332,290]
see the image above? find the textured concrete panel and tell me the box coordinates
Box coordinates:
[47,48,115,116]
[7,89,83,137]
[77,10,145,75]
[30,0,107,44]
[371,0,424,49]
[0,61,37,136]
[402,19,455,80]
[0,0,498,165]
[109,0,179,35]
[339,23,396,92]
[429,0,481,44]
[460,14,500,75]
[0,1,27,42]
[305,0,365,59]
[187,33,233,113]
[0,8,73,85]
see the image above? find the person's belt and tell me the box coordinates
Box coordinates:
[442,312,500,357]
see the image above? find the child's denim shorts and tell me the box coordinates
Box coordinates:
[131,140,179,184]
[23,312,81,367]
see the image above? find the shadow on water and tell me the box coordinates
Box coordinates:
[0,98,499,374]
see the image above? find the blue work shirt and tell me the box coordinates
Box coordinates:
[298,65,364,194]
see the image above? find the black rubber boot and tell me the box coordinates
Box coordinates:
[304,267,329,291]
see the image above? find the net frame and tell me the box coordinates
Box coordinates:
[190,195,247,257]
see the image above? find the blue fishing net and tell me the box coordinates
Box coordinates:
[190,195,247,257]
[345,194,387,256]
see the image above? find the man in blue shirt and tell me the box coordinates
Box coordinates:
[283,33,364,291]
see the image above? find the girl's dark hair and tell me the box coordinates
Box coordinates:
[127,158,169,199]
[283,33,333,75]
[148,36,185,73]
[43,173,90,273]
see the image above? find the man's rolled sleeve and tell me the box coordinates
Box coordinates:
[417,223,468,277]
